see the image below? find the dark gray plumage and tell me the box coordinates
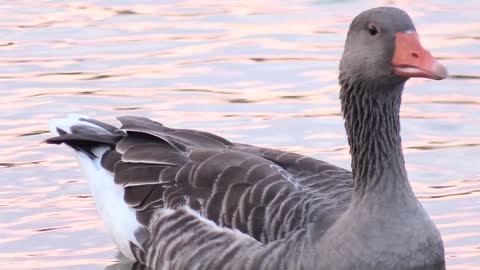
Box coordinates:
[89,115,351,244]
[46,7,448,270]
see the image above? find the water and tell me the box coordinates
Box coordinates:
[0,0,479,269]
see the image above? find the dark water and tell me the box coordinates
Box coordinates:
[0,0,479,269]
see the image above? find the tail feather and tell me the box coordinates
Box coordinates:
[66,113,119,133]
[46,114,124,158]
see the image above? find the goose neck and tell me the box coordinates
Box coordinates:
[339,74,412,199]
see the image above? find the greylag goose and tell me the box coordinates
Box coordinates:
[46,7,448,270]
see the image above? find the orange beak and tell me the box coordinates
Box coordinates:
[391,31,448,80]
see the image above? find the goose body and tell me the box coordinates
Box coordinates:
[47,7,447,270]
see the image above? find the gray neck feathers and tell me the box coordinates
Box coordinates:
[339,72,410,199]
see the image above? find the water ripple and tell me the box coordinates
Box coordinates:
[0,1,479,269]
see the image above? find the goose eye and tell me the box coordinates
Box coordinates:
[368,23,379,36]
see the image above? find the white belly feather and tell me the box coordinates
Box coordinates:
[76,148,140,260]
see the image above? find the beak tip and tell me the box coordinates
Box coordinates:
[433,62,448,80]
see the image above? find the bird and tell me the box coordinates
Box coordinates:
[46,7,448,270]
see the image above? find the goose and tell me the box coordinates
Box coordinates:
[46,7,448,270]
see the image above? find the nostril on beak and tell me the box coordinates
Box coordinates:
[411,52,419,58]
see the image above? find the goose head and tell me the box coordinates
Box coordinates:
[339,7,448,89]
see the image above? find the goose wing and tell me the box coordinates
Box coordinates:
[100,116,353,244]
[231,145,353,201]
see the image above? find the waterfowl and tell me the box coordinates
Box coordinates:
[46,7,448,270]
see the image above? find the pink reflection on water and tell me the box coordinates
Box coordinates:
[0,0,478,269]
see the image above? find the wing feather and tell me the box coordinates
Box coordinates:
[78,116,353,246]
[122,144,189,165]
[114,162,165,187]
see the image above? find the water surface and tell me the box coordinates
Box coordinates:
[0,0,479,269]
